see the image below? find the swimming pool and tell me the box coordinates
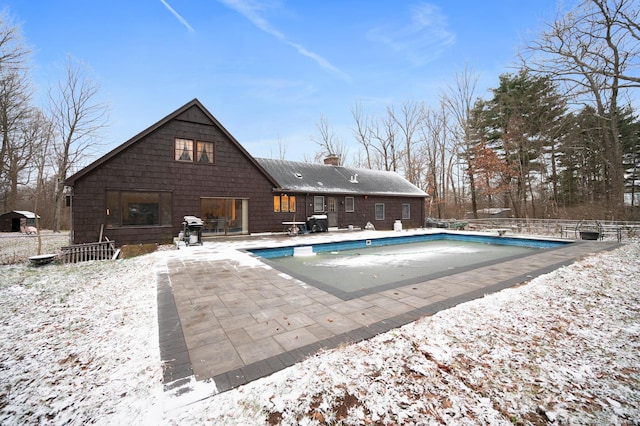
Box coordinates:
[248,233,569,299]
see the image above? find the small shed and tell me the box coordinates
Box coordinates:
[0,210,40,232]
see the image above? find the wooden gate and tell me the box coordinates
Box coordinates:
[61,241,117,263]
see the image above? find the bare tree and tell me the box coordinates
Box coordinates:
[0,12,32,209]
[0,12,28,69]
[26,110,53,254]
[370,113,399,172]
[311,113,347,164]
[417,101,462,218]
[420,106,445,217]
[49,56,109,232]
[521,0,640,215]
[442,65,480,216]
[271,133,287,160]
[388,99,424,185]
[0,71,34,210]
[351,101,373,169]
[351,101,401,171]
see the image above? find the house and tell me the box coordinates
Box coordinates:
[0,210,40,233]
[65,99,427,246]
[256,157,426,230]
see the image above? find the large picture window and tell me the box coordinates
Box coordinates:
[106,191,172,227]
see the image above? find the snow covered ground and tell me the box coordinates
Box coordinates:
[0,232,638,425]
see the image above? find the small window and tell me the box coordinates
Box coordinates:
[402,203,410,220]
[196,141,215,164]
[375,203,385,220]
[345,196,354,212]
[175,138,193,161]
[314,196,325,213]
[273,194,296,212]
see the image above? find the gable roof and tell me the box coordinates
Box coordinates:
[65,99,279,187]
[256,158,427,197]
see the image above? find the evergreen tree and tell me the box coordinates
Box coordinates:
[471,70,568,216]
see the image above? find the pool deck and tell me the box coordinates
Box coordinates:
[157,229,620,393]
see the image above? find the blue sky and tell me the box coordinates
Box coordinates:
[3,0,561,164]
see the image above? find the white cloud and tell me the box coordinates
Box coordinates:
[367,2,455,66]
[217,0,349,79]
[160,0,195,33]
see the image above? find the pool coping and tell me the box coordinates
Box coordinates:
[249,234,570,300]
[157,230,620,394]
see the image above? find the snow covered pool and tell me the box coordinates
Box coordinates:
[249,233,569,299]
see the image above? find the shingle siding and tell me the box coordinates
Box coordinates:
[69,103,280,245]
[67,99,426,246]
[287,194,423,231]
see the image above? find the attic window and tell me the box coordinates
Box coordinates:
[294,172,303,179]
[175,138,215,164]
[175,138,193,161]
[196,141,215,164]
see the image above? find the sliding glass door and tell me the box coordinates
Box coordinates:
[200,197,249,235]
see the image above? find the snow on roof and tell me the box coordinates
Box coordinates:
[8,210,40,219]
[477,208,511,215]
[256,158,427,197]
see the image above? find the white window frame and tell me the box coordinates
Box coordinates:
[375,203,385,220]
[314,196,325,213]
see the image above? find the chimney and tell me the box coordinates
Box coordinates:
[324,154,340,166]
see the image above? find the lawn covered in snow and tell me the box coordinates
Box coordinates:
[0,232,638,425]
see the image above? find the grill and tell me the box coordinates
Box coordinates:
[180,215,204,246]
[306,214,328,233]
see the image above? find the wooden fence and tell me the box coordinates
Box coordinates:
[60,240,117,263]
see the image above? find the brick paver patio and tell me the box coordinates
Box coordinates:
[157,230,619,393]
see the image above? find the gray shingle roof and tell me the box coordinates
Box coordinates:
[256,158,427,197]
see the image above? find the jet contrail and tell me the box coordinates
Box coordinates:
[218,0,348,79]
[160,0,195,33]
